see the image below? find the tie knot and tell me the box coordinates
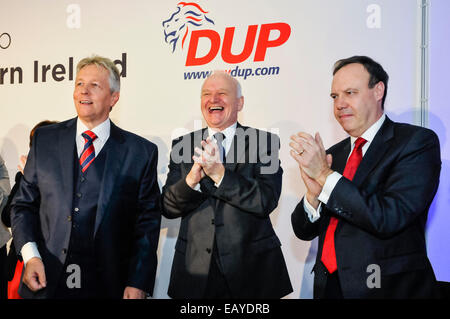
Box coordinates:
[213,132,226,144]
[354,137,367,150]
[82,130,98,142]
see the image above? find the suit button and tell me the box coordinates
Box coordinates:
[206,248,212,254]
[67,216,72,222]
[76,193,82,198]
[62,249,67,254]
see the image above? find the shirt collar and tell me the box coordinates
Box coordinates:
[77,117,111,143]
[207,122,237,141]
[350,113,386,146]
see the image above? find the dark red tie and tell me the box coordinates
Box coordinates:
[321,137,367,274]
[79,130,97,172]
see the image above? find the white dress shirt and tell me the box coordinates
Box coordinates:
[76,117,111,158]
[21,118,111,264]
[304,113,386,222]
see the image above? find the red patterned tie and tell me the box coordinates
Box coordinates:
[321,137,367,274]
[79,130,97,172]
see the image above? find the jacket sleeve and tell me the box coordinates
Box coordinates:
[291,198,322,241]
[11,131,41,254]
[1,172,22,227]
[161,138,208,219]
[127,143,162,295]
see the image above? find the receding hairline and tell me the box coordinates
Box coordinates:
[201,70,242,98]
[75,55,121,93]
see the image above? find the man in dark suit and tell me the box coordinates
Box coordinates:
[162,71,292,298]
[11,55,161,299]
[290,56,441,298]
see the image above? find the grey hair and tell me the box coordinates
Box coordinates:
[205,70,243,98]
[76,55,120,93]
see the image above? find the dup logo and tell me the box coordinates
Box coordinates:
[162,2,215,53]
[162,2,291,66]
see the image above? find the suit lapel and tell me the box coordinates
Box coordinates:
[58,118,77,214]
[224,122,245,172]
[94,121,127,237]
[352,117,395,186]
[330,138,351,174]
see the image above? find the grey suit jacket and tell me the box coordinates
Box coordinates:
[0,155,12,247]
[162,123,292,298]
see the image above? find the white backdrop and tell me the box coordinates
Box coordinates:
[2,0,443,299]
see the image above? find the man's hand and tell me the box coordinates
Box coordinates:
[193,138,225,184]
[291,141,331,209]
[123,286,146,299]
[18,155,27,174]
[290,132,333,187]
[23,257,46,292]
[300,168,323,210]
[186,163,205,189]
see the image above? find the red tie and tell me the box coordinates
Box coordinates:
[321,137,367,274]
[79,130,97,172]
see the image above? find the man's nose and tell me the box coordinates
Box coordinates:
[335,97,348,110]
[80,85,89,94]
[211,93,220,102]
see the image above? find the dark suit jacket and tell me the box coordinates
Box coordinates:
[162,123,292,298]
[291,116,441,298]
[11,118,161,299]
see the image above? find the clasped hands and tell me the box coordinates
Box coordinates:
[186,137,225,188]
[289,132,334,209]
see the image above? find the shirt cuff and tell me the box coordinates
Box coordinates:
[21,242,41,265]
[303,197,322,223]
[318,171,342,205]
[214,173,225,188]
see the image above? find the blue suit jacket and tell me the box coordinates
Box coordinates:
[11,118,161,298]
[291,116,441,298]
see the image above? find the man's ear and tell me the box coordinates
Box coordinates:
[110,91,120,112]
[373,81,385,103]
[237,96,244,111]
